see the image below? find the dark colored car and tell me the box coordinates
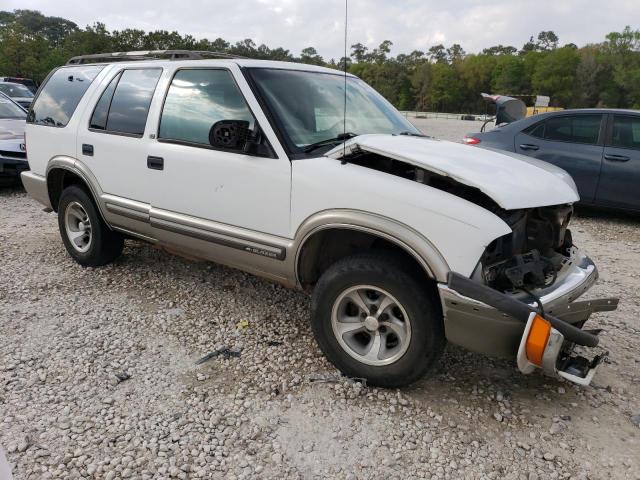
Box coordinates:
[464,109,640,212]
[0,76,38,94]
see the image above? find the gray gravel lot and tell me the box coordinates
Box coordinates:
[406,115,484,141]
[1,119,639,479]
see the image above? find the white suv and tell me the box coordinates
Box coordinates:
[21,50,617,387]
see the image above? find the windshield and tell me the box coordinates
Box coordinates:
[0,83,34,98]
[0,94,26,119]
[247,68,420,153]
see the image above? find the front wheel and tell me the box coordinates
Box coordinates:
[57,185,124,267]
[311,252,445,388]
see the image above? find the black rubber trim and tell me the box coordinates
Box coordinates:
[150,217,286,261]
[447,272,599,347]
[105,203,149,222]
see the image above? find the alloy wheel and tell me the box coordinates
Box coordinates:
[331,285,412,366]
[64,201,92,253]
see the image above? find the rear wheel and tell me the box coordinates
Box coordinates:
[57,185,123,267]
[311,252,445,388]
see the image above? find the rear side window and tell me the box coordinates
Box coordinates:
[610,115,640,150]
[90,69,161,136]
[544,115,602,145]
[158,69,255,146]
[523,122,545,139]
[27,65,104,127]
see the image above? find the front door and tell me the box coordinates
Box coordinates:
[514,114,605,203]
[596,114,640,210]
[146,66,292,274]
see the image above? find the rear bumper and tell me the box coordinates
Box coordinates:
[438,247,616,358]
[0,156,29,178]
[20,171,51,209]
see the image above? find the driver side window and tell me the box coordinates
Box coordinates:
[158,69,255,147]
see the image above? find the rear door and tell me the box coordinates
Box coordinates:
[595,114,640,210]
[514,114,605,203]
[77,67,162,203]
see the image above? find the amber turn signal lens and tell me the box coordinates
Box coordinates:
[525,315,551,366]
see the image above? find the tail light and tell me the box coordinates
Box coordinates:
[462,136,481,145]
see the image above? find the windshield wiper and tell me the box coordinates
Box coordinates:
[303,132,358,153]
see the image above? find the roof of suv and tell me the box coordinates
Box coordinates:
[63,58,355,77]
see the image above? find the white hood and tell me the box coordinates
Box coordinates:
[326,134,579,210]
[0,118,26,140]
[0,118,26,155]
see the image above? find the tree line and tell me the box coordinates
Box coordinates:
[1,9,639,113]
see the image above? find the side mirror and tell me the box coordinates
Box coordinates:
[209,120,251,150]
[208,120,274,157]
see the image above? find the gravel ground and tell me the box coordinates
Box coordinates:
[407,115,484,141]
[1,119,639,479]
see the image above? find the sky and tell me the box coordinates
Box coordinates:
[4,0,639,58]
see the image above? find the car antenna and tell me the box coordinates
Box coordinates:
[341,0,349,165]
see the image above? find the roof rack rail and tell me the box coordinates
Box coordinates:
[66,50,247,65]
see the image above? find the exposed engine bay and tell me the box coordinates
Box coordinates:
[341,151,574,292]
[480,205,573,292]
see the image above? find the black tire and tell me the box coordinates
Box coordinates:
[311,251,445,388]
[57,185,124,267]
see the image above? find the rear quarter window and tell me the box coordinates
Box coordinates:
[610,115,640,150]
[544,115,602,145]
[27,65,104,127]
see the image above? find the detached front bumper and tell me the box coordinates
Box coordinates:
[438,247,618,384]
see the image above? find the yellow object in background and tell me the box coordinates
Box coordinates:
[527,106,564,117]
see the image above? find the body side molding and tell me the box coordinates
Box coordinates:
[149,208,289,261]
[42,162,450,286]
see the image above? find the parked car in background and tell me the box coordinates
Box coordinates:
[464,109,640,213]
[0,92,28,186]
[0,81,35,109]
[0,76,38,94]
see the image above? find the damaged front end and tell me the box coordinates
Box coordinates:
[440,205,618,386]
[324,134,618,385]
[444,272,616,386]
[481,205,573,293]
[439,199,617,386]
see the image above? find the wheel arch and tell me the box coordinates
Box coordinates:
[293,210,450,288]
[46,156,109,224]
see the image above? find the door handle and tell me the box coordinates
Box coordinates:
[82,144,94,156]
[604,153,630,162]
[147,156,164,170]
[519,144,539,151]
